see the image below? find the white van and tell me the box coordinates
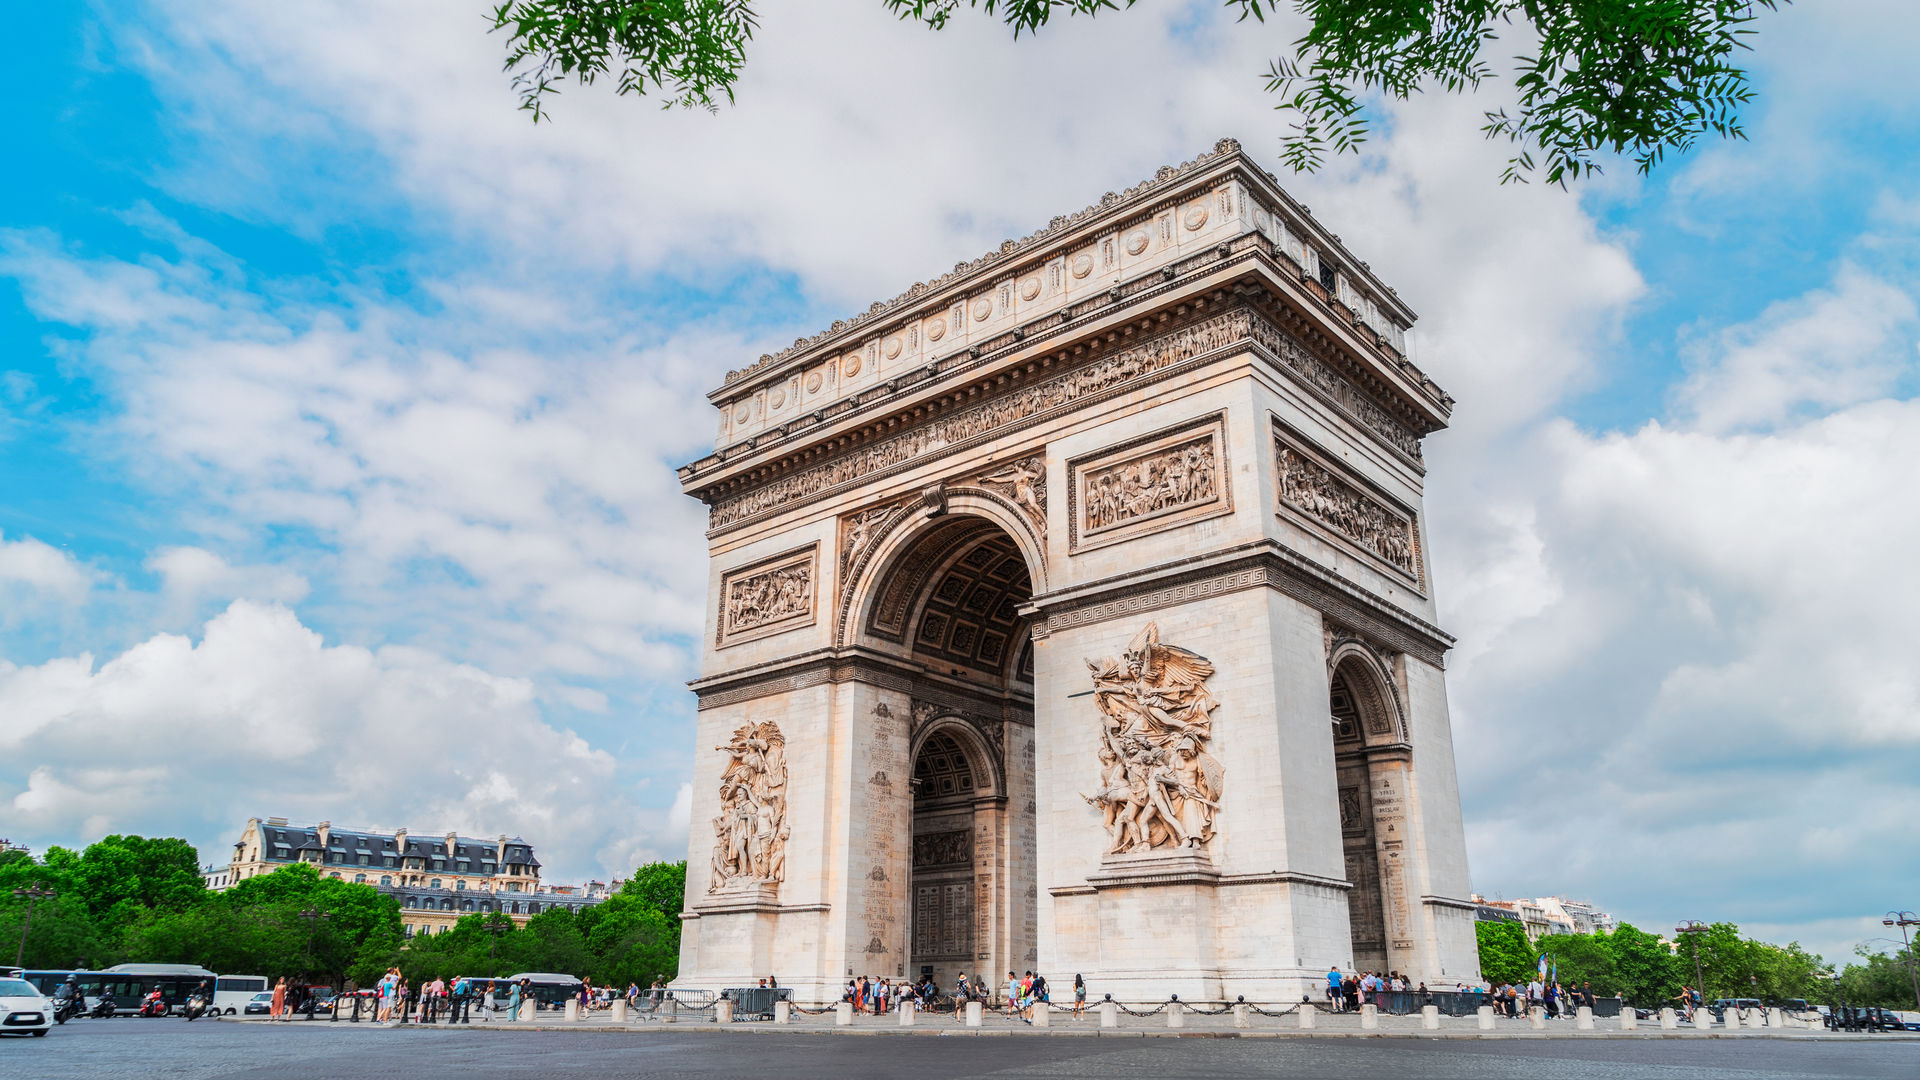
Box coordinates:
[213,975,269,1016]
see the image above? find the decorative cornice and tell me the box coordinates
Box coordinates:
[689,648,1035,713]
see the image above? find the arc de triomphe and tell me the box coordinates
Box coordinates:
[674,139,1479,1002]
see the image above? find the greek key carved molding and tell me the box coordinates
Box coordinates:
[1273,426,1422,585]
[717,545,818,647]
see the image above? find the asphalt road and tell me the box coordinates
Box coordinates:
[10,1019,1917,1080]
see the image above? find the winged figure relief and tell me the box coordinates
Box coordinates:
[1082,622,1225,854]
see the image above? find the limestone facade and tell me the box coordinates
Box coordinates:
[674,139,1478,1002]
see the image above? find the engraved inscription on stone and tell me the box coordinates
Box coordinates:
[718,546,816,646]
[1274,432,1419,579]
[708,721,788,892]
[1082,622,1226,854]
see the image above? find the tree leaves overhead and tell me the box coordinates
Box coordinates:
[489,1,760,122]
[493,0,1786,187]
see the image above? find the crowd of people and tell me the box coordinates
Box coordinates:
[1320,965,1609,1019]
[835,971,1090,1021]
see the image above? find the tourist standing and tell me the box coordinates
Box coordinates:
[1073,974,1086,1019]
[270,976,287,1021]
[1325,966,1342,1011]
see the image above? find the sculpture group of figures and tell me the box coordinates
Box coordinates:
[709,721,789,891]
[725,565,812,633]
[1082,623,1227,854]
[1084,440,1218,531]
[1275,445,1415,574]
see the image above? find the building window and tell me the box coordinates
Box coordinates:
[380,876,392,886]
[359,854,369,866]
[330,872,341,879]
[431,878,442,889]
[455,880,465,890]
[354,874,366,883]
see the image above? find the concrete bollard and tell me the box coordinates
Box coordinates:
[1031,1003,1048,1028]
[714,999,732,1024]
[1659,1007,1676,1029]
[773,1000,790,1024]
[965,1001,983,1027]
[899,1001,915,1027]
[610,999,627,1023]
[1528,1006,1546,1030]
[1421,1005,1440,1030]
[1099,1001,1119,1028]
[1692,1009,1712,1032]
[1360,1003,1379,1030]
[1766,1007,1782,1029]
[666,997,677,1023]
[835,1001,854,1026]
[1576,1006,1594,1031]
[1620,1008,1638,1031]
[564,999,580,1022]
[519,1002,536,1022]
[1232,1003,1251,1029]
[1477,1005,1495,1030]
[1166,1001,1184,1029]
[1744,1008,1764,1030]
[1298,1003,1316,1029]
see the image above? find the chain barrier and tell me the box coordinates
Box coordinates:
[1247,1003,1299,1018]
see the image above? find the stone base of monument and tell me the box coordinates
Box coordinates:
[697,879,782,913]
[1083,848,1221,888]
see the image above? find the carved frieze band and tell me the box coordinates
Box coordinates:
[717,545,818,647]
[1068,414,1229,552]
[912,830,972,869]
[1273,427,1422,586]
[1029,542,1449,669]
[1247,315,1422,461]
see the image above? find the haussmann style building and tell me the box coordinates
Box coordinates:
[670,139,1480,1003]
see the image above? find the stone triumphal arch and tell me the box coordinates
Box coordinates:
[676,140,1479,1001]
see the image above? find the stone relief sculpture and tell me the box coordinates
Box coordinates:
[1082,623,1226,854]
[1275,443,1417,576]
[976,456,1047,536]
[1082,437,1218,532]
[724,563,813,635]
[709,721,789,892]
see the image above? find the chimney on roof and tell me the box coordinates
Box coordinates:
[395,827,408,853]
[445,832,457,856]
[317,821,331,849]
[268,816,288,825]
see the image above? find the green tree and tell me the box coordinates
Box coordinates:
[1475,919,1534,984]
[1606,922,1682,1008]
[1536,928,1617,992]
[490,0,1787,186]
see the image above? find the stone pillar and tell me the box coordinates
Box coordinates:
[835,1001,854,1026]
[773,1000,790,1024]
[1476,1006,1494,1030]
[1360,1003,1379,1030]
[1166,1001,1184,1028]
[1620,1008,1638,1031]
[610,999,627,1023]
[714,999,732,1024]
[1659,1007,1676,1029]
[1298,1003,1316,1029]
[899,1001,915,1027]
[1031,1003,1048,1028]
[1099,1001,1119,1028]
[1691,1008,1712,1032]
[1745,1008,1764,1030]
[518,1002,535,1022]
[1575,1006,1593,1030]
[1232,1003,1251,1029]
[1528,1006,1546,1030]
[564,999,580,1022]
[965,1001,984,1028]
[1421,1004,1439,1030]
[1766,1007,1783,1028]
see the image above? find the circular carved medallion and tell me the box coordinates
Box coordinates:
[1123,229,1149,256]
[883,336,902,360]
[1254,209,1270,233]
[1183,205,1209,231]
[1020,276,1041,301]
[1071,253,1094,279]
[971,298,992,321]
[805,371,822,394]
[843,353,862,378]
[768,388,786,409]
[926,316,946,341]
[733,404,750,423]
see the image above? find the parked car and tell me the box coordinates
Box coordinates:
[1862,1007,1907,1032]
[0,976,52,1037]
[300,986,337,1014]
[242,992,275,1016]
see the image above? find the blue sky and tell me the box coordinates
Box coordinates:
[3,1,1916,964]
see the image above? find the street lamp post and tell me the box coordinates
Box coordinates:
[12,884,56,967]
[1883,911,1920,1010]
[297,908,331,1020]
[484,915,509,978]
[1676,921,1710,1009]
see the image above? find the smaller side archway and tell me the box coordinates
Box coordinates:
[907,716,1003,990]
[1328,642,1414,976]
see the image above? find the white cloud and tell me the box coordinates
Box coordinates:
[148,545,309,614]
[0,600,684,877]
[0,531,98,625]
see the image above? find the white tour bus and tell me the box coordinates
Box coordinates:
[213,975,269,1016]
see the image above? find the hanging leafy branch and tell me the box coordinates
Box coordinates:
[490,1,1787,186]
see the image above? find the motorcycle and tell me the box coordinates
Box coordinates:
[90,992,119,1019]
[183,992,211,1021]
[53,993,85,1025]
[139,991,170,1018]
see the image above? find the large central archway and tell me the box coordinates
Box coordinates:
[856,510,1038,990]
